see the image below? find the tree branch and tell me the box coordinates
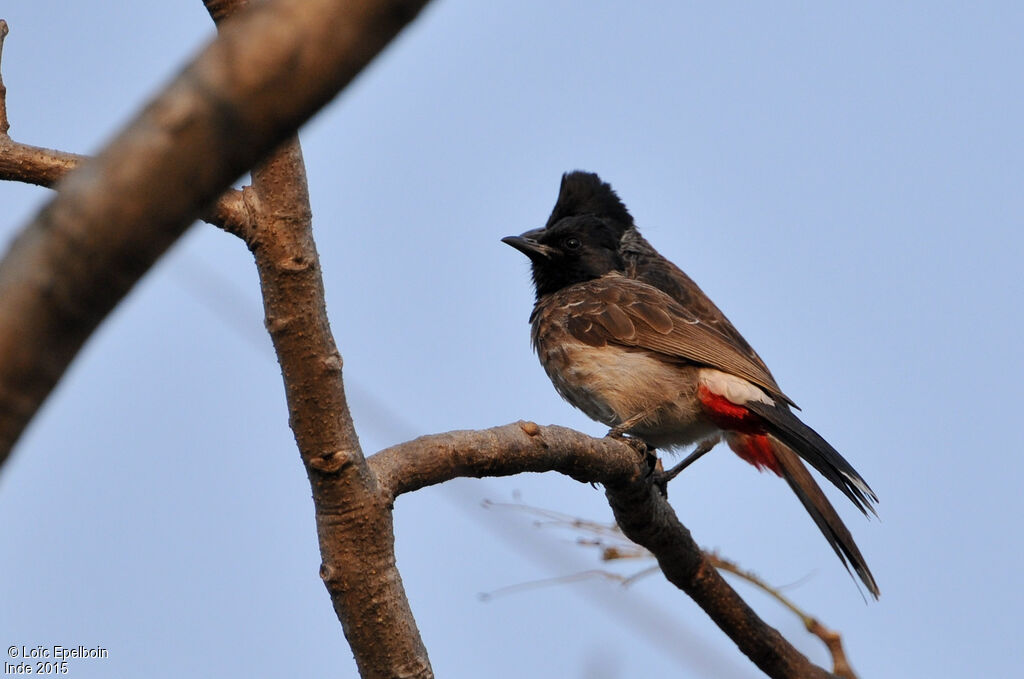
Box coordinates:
[708,553,858,679]
[0,0,430,468]
[371,424,837,679]
[605,480,833,678]
[196,2,432,676]
[0,20,8,137]
[0,133,247,234]
[241,136,432,677]
[0,22,248,238]
[371,421,642,500]
[1,9,855,677]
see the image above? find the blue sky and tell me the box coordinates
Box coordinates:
[2,3,1022,677]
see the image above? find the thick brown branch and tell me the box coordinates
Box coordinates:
[0,140,83,187]
[370,421,642,500]
[243,138,431,678]
[0,0,430,467]
[371,424,840,679]
[605,480,834,679]
[201,1,431,675]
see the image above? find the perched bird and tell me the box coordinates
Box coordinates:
[502,171,879,598]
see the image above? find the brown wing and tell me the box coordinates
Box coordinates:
[620,228,779,384]
[543,273,795,406]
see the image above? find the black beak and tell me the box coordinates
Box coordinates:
[501,229,555,260]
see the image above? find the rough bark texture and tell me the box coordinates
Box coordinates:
[371,421,643,500]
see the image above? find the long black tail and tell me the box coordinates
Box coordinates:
[745,399,878,517]
[772,441,880,599]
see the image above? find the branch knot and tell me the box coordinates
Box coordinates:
[309,449,355,474]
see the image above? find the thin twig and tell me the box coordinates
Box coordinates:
[492,500,859,679]
[0,20,9,136]
[708,552,858,679]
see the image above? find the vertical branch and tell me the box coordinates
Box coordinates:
[202,3,432,676]
[241,143,431,678]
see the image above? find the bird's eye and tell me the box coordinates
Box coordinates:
[564,237,582,251]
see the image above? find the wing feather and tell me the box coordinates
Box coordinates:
[546,273,795,405]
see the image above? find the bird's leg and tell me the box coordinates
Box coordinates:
[646,435,721,498]
[661,435,720,484]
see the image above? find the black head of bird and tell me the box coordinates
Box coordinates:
[502,171,637,298]
[501,217,625,298]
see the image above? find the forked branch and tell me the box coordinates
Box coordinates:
[371,424,837,679]
[0,6,852,677]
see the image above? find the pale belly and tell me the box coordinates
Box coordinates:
[536,339,718,450]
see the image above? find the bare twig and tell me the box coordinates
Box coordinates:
[478,569,633,601]
[708,553,858,679]
[0,22,246,232]
[517,502,859,679]
[0,20,8,137]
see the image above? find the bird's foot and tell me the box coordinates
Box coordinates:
[606,423,632,440]
[605,426,658,474]
[606,426,652,458]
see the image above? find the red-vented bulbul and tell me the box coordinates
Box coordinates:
[503,171,879,598]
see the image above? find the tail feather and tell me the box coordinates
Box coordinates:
[772,441,880,599]
[745,399,878,517]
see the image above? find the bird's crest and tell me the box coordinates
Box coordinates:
[546,171,634,229]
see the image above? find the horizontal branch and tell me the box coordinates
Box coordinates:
[370,421,642,500]
[371,422,835,679]
[0,137,247,234]
[0,139,83,187]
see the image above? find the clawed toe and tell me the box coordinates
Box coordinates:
[606,425,630,440]
[607,429,652,458]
